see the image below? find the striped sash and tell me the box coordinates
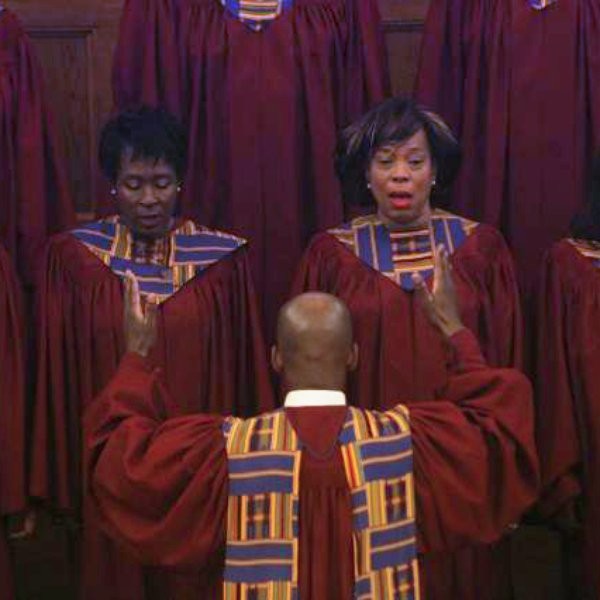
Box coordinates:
[329,210,478,291]
[220,0,294,31]
[71,216,245,303]
[529,0,557,9]
[222,406,420,599]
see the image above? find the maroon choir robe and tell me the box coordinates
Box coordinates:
[84,329,539,600]
[536,239,600,598]
[0,9,74,281]
[291,213,523,598]
[30,221,274,600]
[0,245,26,600]
[111,0,389,337]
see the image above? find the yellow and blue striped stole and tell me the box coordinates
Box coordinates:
[222,405,420,600]
[568,238,600,269]
[329,210,478,292]
[71,216,245,303]
[220,0,294,31]
[529,0,557,9]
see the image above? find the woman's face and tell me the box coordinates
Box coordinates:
[367,128,436,230]
[115,149,178,238]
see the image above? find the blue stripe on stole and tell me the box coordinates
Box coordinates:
[431,217,448,251]
[224,0,241,15]
[355,576,372,597]
[360,434,412,460]
[370,520,416,549]
[594,259,600,269]
[175,233,241,250]
[374,223,394,273]
[371,543,417,572]
[446,216,467,251]
[110,257,166,278]
[174,249,237,263]
[356,225,375,269]
[72,230,114,251]
[74,221,117,236]
[227,542,294,561]
[281,0,294,10]
[229,474,294,496]
[363,454,413,482]
[228,453,295,474]
[224,563,293,584]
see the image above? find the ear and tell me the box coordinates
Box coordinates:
[347,342,359,372]
[271,345,284,374]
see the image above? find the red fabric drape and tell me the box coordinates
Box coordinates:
[415,0,600,286]
[536,241,600,599]
[0,9,74,281]
[0,244,27,600]
[111,0,389,337]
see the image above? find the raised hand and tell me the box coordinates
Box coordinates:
[412,245,464,338]
[123,270,158,357]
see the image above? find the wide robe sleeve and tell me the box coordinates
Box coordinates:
[410,329,539,553]
[31,233,273,512]
[85,353,228,569]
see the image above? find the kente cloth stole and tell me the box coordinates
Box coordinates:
[71,216,245,303]
[222,406,420,600]
[329,210,478,291]
[528,0,557,9]
[568,238,600,269]
[220,0,294,31]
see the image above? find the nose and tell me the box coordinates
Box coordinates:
[390,162,410,182]
[139,183,158,206]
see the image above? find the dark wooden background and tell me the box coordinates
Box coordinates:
[6,0,430,217]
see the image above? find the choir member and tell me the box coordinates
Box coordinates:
[31,107,273,600]
[85,249,538,600]
[291,96,524,598]
[536,151,600,599]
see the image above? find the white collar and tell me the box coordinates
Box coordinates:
[284,389,347,408]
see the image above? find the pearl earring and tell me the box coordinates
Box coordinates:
[431,178,437,188]
[367,182,372,189]
[110,188,117,196]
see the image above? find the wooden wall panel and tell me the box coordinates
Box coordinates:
[379,0,430,96]
[6,0,123,216]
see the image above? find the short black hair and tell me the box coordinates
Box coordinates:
[99,106,188,183]
[335,97,462,206]
[571,150,600,241]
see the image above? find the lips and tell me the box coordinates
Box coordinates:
[389,192,413,210]
[138,214,163,228]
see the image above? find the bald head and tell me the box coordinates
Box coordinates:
[273,293,357,391]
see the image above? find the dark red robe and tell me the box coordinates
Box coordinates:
[415,0,600,287]
[536,239,600,598]
[0,245,26,600]
[0,9,74,282]
[111,0,389,337]
[84,329,539,600]
[31,224,274,600]
[291,217,523,598]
